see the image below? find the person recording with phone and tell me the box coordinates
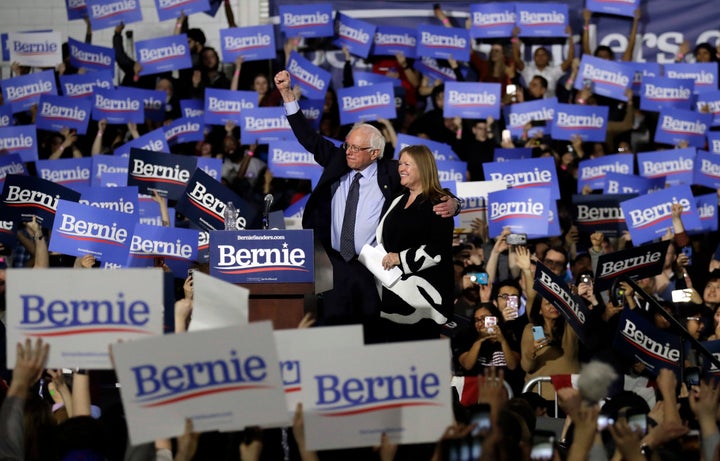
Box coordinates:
[455,304,519,375]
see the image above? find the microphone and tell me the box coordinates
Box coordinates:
[263,194,273,229]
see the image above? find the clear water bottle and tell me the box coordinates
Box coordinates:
[224,201,237,230]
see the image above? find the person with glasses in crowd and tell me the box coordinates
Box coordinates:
[273,70,458,343]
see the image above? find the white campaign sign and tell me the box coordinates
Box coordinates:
[456,180,507,231]
[113,321,288,444]
[298,339,453,450]
[6,268,164,369]
[8,32,63,67]
[188,271,249,331]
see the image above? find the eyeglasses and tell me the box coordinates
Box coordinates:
[498,293,518,300]
[686,317,701,322]
[474,316,488,323]
[543,258,566,269]
[341,142,374,153]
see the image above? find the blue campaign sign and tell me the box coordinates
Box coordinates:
[128,224,199,268]
[135,35,191,76]
[693,150,720,190]
[164,117,204,144]
[396,134,458,161]
[99,172,127,187]
[371,26,417,59]
[572,193,634,235]
[220,25,276,62]
[77,185,139,215]
[710,132,720,154]
[516,3,568,37]
[279,3,334,38]
[91,155,128,186]
[1,69,57,113]
[66,0,88,20]
[334,13,376,59]
[132,87,166,123]
[203,88,257,126]
[36,94,92,135]
[614,308,681,376]
[654,108,711,148]
[483,156,560,199]
[114,128,170,158]
[696,91,720,126]
[503,98,556,137]
[640,76,694,112]
[577,154,634,193]
[353,71,400,88]
[59,70,114,98]
[287,51,331,100]
[701,340,720,378]
[638,147,695,187]
[602,172,664,195]
[176,168,260,231]
[0,215,17,248]
[533,262,589,344]
[551,103,608,142]
[284,194,308,220]
[240,107,292,144]
[68,37,115,72]
[0,154,26,186]
[627,62,661,96]
[493,148,533,162]
[138,195,175,227]
[127,148,197,200]
[210,230,314,283]
[0,125,38,163]
[443,81,500,119]
[541,199,561,238]
[337,82,396,125]
[50,199,136,265]
[196,157,222,182]
[416,24,470,62]
[487,187,550,238]
[436,160,467,183]
[621,185,702,244]
[0,105,13,127]
[154,0,209,21]
[36,157,93,190]
[299,99,323,131]
[664,63,718,94]
[694,193,718,234]
[180,99,203,119]
[268,140,322,183]
[92,87,144,124]
[586,0,639,17]
[575,55,633,101]
[413,57,458,83]
[469,3,516,39]
[1,174,81,228]
[86,0,143,30]
[203,0,222,17]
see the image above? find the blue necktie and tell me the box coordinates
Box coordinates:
[340,172,362,261]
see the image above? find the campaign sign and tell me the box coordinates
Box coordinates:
[92,87,144,124]
[0,215,17,248]
[115,128,170,158]
[371,26,417,59]
[204,88,258,126]
[654,108,711,148]
[627,62,661,96]
[572,193,634,235]
[68,37,114,72]
[602,173,664,195]
[0,125,38,163]
[710,132,720,154]
[469,2,516,39]
[176,168,259,231]
[396,134,458,161]
[455,180,506,231]
[413,57,458,83]
[664,63,718,94]
[36,157,93,190]
[586,0,639,17]
[287,51,331,100]
[534,262,589,344]
[2,69,57,113]
[299,99,323,132]
[87,0,143,30]
[100,173,128,187]
[621,185,702,244]
[693,150,720,189]
[416,24,470,62]
[640,76,694,112]
[504,98,556,137]
[483,156,560,199]
[220,25,276,62]
[268,140,322,183]
[154,0,209,21]
[443,81,500,120]
[337,83,396,126]
[701,340,720,378]
[7,268,164,369]
[595,240,669,291]
[575,55,633,101]
[1,174,80,227]
[576,154,633,193]
[516,3,568,37]
[637,147,695,187]
[487,187,550,238]
[131,87,166,123]
[240,107,292,144]
[91,155,128,186]
[204,0,222,17]
[77,185,138,215]
[210,230,314,283]
[59,70,114,98]
[697,90,720,126]
[279,3,334,38]
[164,117,204,144]
[180,99,203,119]
[36,94,92,135]
[128,223,199,267]
[8,31,62,67]
[613,308,681,376]
[352,71,400,88]
[112,322,288,444]
[551,103,608,142]
[694,193,718,234]
[66,0,88,20]
[196,157,222,182]
[0,105,13,127]
[135,35,191,76]
[127,148,196,200]
[0,154,26,186]
[494,148,533,162]
[435,160,467,184]
[334,13,376,59]
[298,339,452,450]
[138,196,175,227]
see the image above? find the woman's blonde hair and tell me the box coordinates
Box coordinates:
[398,144,445,203]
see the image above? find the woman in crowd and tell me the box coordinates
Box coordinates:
[456,303,520,374]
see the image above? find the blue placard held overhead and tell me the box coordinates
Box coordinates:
[334,13,376,59]
[664,63,718,94]
[654,108,711,148]
[483,156,560,200]
[0,125,38,163]
[154,0,210,21]
[128,224,199,267]
[114,128,170,158]
[164,117,205,144]
[1,174,81,228]
[279,3,334,38]
[443,81,501,120]
[92,87,144,124]
[504,98,556,138]
[36,157,93,190]
[695,193,718,234]
[286,51,331,100]
[487,187,550,238]
[91,155,128,186]
[86,0,143,30]
[371,26,417,59]
[135,35,191,76]
[268,140,322,184]
[416,24,470,62]
[336,83,396,126]
[66,0,88,20]
[0,154,27,187]
[77,185,139,215]
[219,25,276,62]
[575,55,634,101]
[603,173,664,195]
[696,91,720,126]
[240,107,292,144]
[127,148,197,200]
[469,3,516,39]
[577,154,634,193]
[203,88,257,126]
[68,37,115,72]
[640,76,694,112]
[551,103,608,142]
[516,3,569,37]
[59,70,113,98]
[586,0,639,17]
[693,150,720,190]
[36,94,92,135]
[2,69,57,113]
[637,148,695,187]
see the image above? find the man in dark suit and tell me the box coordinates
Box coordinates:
[274,71,457,342]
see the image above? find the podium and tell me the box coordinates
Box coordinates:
[245,282,314,329]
